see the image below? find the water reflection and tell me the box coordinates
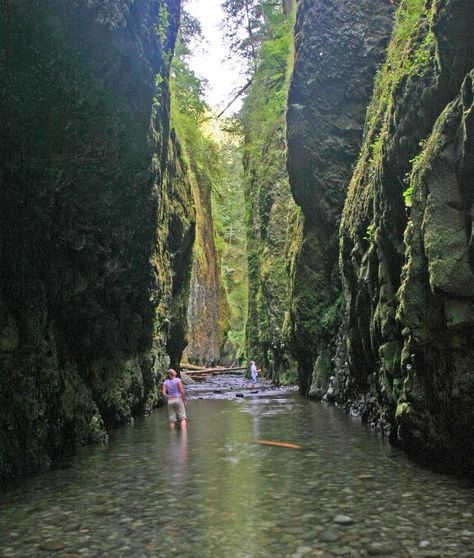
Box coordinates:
[167,429,189,493]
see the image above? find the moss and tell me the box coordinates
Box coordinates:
[395,400,412,419]
[286,0,394,395]
[341,0,474,473]
[309,346,331,398]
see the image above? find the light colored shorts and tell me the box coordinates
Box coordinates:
[167,398,186,422]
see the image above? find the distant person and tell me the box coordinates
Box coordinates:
[249,360,261,388]
[162,369,187,430]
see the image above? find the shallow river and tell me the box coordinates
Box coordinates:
[0,375,472,557]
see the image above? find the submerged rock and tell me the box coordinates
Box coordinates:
[332,515,354,525]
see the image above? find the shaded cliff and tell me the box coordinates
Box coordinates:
[339,0,474,474]
[286,0,394,394]
[0,0,194,481]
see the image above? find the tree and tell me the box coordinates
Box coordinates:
[171,8,208,121]
[221,0,290,73]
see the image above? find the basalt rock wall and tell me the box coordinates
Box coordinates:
[339,0,474,474]
[286,0,394,394]
[0,0,194,481]
[184,169,228,367]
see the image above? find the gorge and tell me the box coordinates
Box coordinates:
[1,0,473,487]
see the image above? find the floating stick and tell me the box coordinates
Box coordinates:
[252,439,303,450]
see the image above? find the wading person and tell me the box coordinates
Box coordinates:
[249,360,261,388]
[162,369,187,430]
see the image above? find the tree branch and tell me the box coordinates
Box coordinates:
[217,79,253,118]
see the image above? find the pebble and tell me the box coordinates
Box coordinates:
[39,540,66,551]
[319,531,340,543]
[342,533,361,543]
[333,515,354,525]
[332,546,353,556]
[92,507,117,516]
[367,542,398,555]
[0,378,473,558]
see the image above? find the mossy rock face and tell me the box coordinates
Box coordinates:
[0,1,193,482]
[340,0,474,474]
[396,69,474,475]
[240,13,298,383]
[286,0,394,393]
[183,147,228,367]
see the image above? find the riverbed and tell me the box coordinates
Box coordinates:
[0,375,472,557]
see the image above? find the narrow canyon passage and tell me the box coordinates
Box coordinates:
[2,6,474,554]
[1,376,473,558]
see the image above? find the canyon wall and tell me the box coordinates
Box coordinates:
[286,0,394,394]
[0,0,194,481]
[183,156,229,367]
[287,0,474,474]
[339,0,474,474]
[242,12,298,382]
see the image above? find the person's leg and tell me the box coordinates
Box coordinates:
[177,399,187,430]
[168,400,178,429]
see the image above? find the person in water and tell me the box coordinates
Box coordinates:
[162,368,187,430]
[249,360,261,388]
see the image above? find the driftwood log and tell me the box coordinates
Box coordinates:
[180,366,247,377]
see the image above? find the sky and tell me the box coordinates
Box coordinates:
[185,0,245,114]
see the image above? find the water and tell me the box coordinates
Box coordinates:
[0,376,472,557]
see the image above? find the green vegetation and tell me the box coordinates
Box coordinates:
[211,130,249,361]
[345,0,436,233]
[365,0,433,135]
[222,0,293,72]
[231,1,297,379]
[364,223,377,241]
[403,137,429,207]
[170,13,250,362]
